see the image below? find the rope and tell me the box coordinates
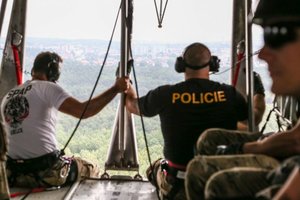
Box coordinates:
[129,45,161,200]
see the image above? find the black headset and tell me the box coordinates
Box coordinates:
[46,53,61,82]
[174,43,220,73]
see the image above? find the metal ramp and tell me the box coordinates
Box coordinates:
[10,179,158,200]
[68,179,158,200]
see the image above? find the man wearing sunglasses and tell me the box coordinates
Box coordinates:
[184,0,300,199]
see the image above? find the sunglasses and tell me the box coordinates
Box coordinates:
[263,24,299,49]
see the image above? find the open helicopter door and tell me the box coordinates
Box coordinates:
[0,0,27,102]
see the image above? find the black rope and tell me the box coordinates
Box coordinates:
[160,0,169,26]
[129,45,161,200]
[153,0,161,27]
[260,107,277,134]
[60,0,123,154]
[276,114,283,132]
[20,192,30,200]
[153,0,169,28]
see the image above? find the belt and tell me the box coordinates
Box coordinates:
[7,150,60,174]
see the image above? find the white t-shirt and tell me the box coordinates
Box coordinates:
[1,80,71,159]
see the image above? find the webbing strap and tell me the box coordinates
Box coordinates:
[11,45,22,85]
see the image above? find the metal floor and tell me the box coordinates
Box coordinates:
[10,179,158,200]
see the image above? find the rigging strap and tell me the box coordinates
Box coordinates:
[153,0,169,28]
[232,51,244,87]
[11,45,22,85]
[11,31,23,85]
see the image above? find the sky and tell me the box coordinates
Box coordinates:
[1,0,263,43]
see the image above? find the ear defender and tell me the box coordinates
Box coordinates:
[47,54,61,82]
[208,55,220,73]
[175,56,186,73]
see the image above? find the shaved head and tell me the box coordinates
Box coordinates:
[184,43,211,68]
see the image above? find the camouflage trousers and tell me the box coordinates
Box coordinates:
[73,156,100,181]
[0,161,10,200]
[7,156,100,188]
[185,128,280,200]
[146,158,187,200]
[196,128,262,155]
[256,155,300,200]
[185,155,280,200]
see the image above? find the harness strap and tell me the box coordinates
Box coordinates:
[166,160,186,171]
[10,187,45,198]
[7,150,61,186]
[160,159,186,199]
[7,150,60,173]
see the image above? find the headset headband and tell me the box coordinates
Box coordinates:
[182,43,211,70]
[183,59,210,70]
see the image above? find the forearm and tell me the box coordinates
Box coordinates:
[82,86,119,118]
[125,85,141,115]
[243,131,299,158]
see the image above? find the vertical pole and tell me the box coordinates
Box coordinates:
[118,0,128,151]
[0,0,27,101]
[231,0,245,81]
[0,0,7,36]
[105,0,139,173]
[245,0,255,131]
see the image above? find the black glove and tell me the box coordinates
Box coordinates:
[215,143,244,155]
[254,71,265,96]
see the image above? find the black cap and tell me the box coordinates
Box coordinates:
[253,0,300,26]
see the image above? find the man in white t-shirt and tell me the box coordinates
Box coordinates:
[1,51,129,188]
